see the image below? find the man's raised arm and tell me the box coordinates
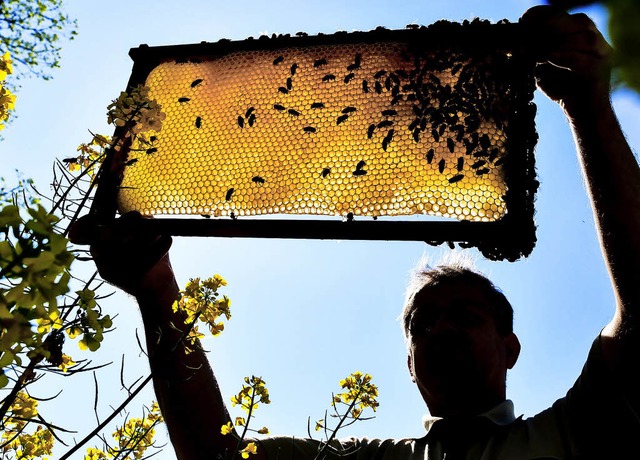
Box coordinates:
[522,6,640,361]
[86,214,266,460]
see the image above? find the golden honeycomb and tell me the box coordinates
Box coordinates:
[118,39,514,222]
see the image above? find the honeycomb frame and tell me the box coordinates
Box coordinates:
[91,19,538,261]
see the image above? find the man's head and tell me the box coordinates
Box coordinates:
[402,262,521,418]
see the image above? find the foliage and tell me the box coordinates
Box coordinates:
[606,0,640,93]
[0,192,84,383]
[0,52,17,131]
[172,275,231,351]
[222,376,271,460]
[313,372,379,460]
[83,402,164,460]
[0,391,54,459]
[0,84,167,458]
[0,0,77,82]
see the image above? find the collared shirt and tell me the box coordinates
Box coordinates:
[259,338,640,459]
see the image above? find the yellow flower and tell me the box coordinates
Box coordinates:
[84,447,108,459]
[240,442,258,458]
[220,422,233,435]
[58,354,76,372]
[0,51,13,79]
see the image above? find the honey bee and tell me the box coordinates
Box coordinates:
[344,73,355,83]
[367,124,376,139]
[438,159,445,173]
[248,113,256,126]
[311,102,325,109]
[381,109,397,117]
[290,63,298,75]
[457,157,464,171]
[353,160,367,176]
[273,104,286,111]
[336,114,349,125]
[377,120,393,129]
[225,188,235,201]
[448,174,464,183]
[374,70,386,79]
[286,77,293,90]
[245,107,255,117]
[447,138,455,153]
[288,109,300,117]
[432,129,440,142]
[146,147,158,154]
[191,78,204,88]
[471,160,486,169]
[178,97,190,103]
[303,126,317,133]
[252,176,265,184]
[195,117,202,128]
[475,168,490,175]
[321,168,331,177]
[322,74,336,82]
[125,159,138,166]
[391,95,403,105]
[413,129,420,143]
[426,149,434,163]
[374,81,383,93]
[278,87,289,94]
[342,106,357,114]
[382,129,394,151]
[314,58,328,68]
[346,53,362,71]
[480,134,491,150]
[237,116,245,128]
[362,80,369,93]
[273,56,284,65]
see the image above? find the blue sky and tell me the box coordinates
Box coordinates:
[2,1,639,458]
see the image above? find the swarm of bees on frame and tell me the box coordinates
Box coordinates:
[119,24,519,223]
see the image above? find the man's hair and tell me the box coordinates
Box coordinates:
[401,261,514,339]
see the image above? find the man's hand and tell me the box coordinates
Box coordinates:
[520,5,613,113]
[81,212,174,297]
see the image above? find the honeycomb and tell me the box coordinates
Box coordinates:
[118,37,518,222]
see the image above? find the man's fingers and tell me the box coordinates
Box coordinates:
[545,0,597,8]
[520,5,562,25]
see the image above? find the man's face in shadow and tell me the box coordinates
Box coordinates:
[406,282,520,418]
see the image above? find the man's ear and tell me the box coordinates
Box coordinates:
[407,355,415,382]
[505,333,521,369]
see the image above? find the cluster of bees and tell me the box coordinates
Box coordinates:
[118,36,513,222]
